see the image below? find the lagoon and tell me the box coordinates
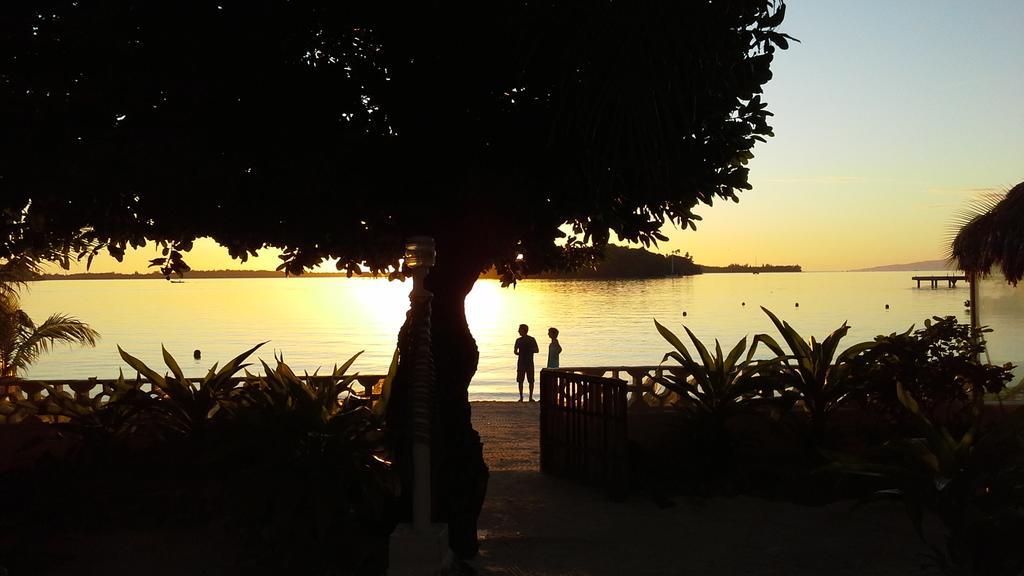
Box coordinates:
[18,272,1021,400]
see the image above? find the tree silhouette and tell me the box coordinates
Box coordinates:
[0,1,791,555]
[0,260,99,379]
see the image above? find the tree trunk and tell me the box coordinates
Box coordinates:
[425,248,489,558]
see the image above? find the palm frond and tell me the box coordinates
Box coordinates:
[8,313,99,375]
[950,182,1024,284]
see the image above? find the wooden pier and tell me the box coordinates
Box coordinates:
[913,275,967,289]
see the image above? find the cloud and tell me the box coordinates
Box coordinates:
[925,186,1002,195]
[761,175,864,184]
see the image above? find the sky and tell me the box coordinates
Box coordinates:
[66,0,1024,274]
[663,0,1024,270]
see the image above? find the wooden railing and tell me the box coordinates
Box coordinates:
[539,368,629,498]
[0,375,385,424]
[556,365,682,410]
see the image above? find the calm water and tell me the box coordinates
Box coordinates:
[18,272,1021,400]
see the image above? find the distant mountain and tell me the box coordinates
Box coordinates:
[852,259,957,272]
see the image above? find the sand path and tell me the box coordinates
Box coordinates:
[470,401,936,576]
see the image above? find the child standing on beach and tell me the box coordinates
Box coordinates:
[514,324,539,402]
[547,327,562,369]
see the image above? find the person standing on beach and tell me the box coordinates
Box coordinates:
[547,327,562,369]
[514,324,539,402]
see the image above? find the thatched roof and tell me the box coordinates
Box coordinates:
[951,181,1024,285]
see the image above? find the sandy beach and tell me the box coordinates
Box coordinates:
[472,401,541,471]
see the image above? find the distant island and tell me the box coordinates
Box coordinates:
[851,259,957,272]
[487,245,800,280]
[36,269,353,280]
[38,246,802,282]
[699,263,802,274]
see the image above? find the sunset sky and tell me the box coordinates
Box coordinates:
[69,0,1024,274]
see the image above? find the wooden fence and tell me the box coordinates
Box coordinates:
[0,375,385,424]
[539,368,629,498]
[556,365,684,409]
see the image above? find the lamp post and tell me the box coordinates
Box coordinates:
[405,235,435,533]
[388,235,453,576]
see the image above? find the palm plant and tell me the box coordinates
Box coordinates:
[756,307,875,439]
[0,257,99,380]
[0,300,99,379]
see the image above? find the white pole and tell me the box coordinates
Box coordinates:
[409,262,432,532]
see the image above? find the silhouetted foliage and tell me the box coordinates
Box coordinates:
[0,1,791,280]
[755,307,876,440]
[1,347,395,575]
[837,386,1024,576]
[699,263,801,273]
[527,245,702,279]
[652,320,791,490]
[848,317,1015,426]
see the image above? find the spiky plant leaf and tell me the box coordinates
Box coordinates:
[654,319,694,364]
[162,345,187,384]
[683,326,715,372]
[118,346,166,391]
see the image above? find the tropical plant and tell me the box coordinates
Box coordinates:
[0,289,99,380]
[21,346,397,575]
[112,343,263,438]
[652,320,793,491]
[756,307,875,439]
[837,384,1024,576]
[238,351,366,420]
[654,319,787,419]
[848,316,1014,427]
[0,257,99,383]
[209,352,395,575]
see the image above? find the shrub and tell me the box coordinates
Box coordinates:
[652,319,796,493]
[755,307,875,441]
[1,346,397,576]
[848,316,1015,428]
[838,385,1024,576]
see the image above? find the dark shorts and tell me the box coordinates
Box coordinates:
[517,363,535,384]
